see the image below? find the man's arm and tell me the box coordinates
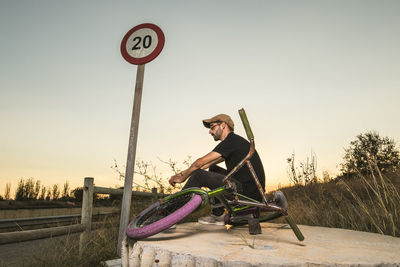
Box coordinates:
[168,151,222,187]
[200,156,224,170]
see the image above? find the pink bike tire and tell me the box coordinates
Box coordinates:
[126,194,202,239]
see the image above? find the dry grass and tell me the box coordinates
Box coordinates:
[275,168,400,237]
[26,215,119,267]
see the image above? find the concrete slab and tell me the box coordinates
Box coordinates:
[124,222,400,267]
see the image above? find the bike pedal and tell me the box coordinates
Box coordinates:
[248,218,262,235]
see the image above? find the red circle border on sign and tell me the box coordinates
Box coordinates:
[121,23,165,65]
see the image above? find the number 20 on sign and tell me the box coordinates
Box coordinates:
[121,23,165,65]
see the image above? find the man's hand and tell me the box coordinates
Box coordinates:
[169,173,186,187]
[168,152,222,187]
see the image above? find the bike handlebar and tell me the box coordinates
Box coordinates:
[238,108,254,141]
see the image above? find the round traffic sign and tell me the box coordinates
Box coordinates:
[121,23,165,65]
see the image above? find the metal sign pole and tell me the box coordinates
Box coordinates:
[118,22,164,255]
[117,64,145,254]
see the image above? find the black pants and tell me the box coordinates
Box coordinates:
[182,165,227,216]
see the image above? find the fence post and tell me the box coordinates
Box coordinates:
[79,177,94,255]
[151,187,158,202]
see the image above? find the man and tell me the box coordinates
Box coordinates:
[169,113,265,225]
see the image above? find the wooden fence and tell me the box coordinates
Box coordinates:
[0,212,114,232]
[0,177,165,252]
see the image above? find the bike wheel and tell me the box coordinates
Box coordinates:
[126,192,202,239]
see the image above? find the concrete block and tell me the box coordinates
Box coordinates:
[195,257,220,267]
[140,246,155,267]
[129,243,142,267]
[124,222,400,267]
[222,261,252,267]
[170,254,195,267]
[153,249,172,267]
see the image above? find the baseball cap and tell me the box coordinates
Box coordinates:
[202,114,234,131]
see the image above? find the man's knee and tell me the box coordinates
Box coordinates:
[183,169,206,189]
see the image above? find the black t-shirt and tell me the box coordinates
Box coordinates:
[213,132,265,200]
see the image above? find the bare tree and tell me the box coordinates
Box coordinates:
[46,187,52,200]
[287,154,300,185]
[15,179,25,200]
[33,180,41,200]
[287,152,318,185]
[111,156,190,195]
[5,183,11,200]
[52,184,60,200]
[39,186,46,200]
[62,181,70,199]
[299,153,317,184]
[322,171,332,183]
[25,178,35,200]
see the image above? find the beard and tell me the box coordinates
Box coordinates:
[212,129,222,141]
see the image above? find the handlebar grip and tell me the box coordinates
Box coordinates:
[238,108,254,141]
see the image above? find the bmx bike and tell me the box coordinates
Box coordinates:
[126,109,304,241]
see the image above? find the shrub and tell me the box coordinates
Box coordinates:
[341,131,400,175]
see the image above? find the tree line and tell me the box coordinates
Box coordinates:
[0,179,82,201]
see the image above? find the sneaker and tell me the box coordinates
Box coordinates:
[198,214,225,225]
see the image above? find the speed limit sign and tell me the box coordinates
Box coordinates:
[121,23,165,65]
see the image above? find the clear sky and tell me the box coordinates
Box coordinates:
[1,1,399,196]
